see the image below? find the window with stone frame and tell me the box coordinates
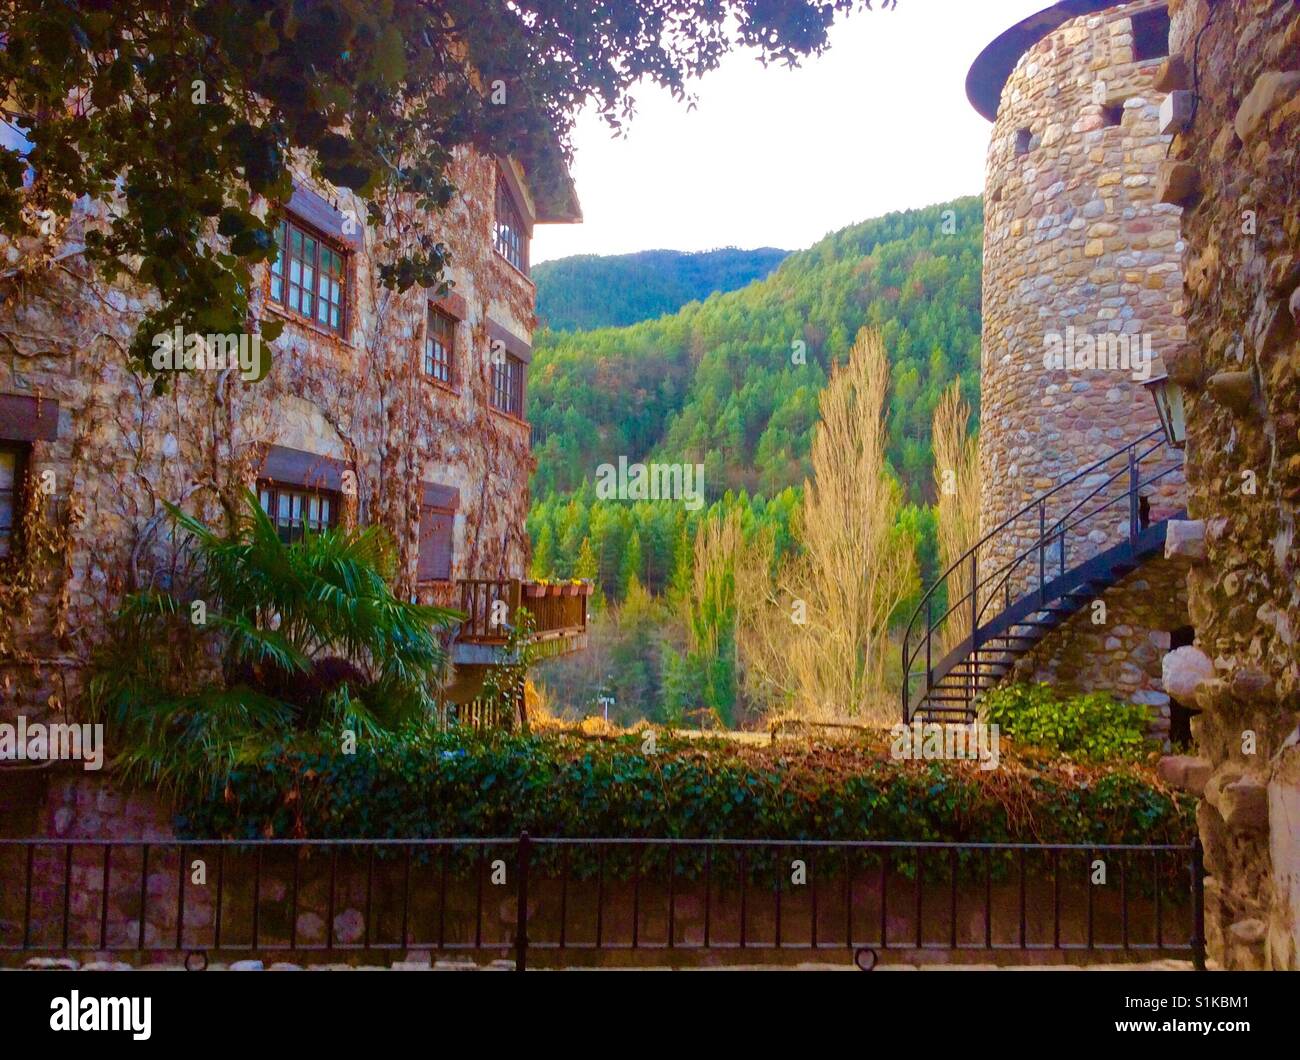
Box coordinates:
[0,442,29,561]
[424,305,456,386]
[489,352,526,418]
[269,216,348,335]
[493,175,528,273]
[1131,7,1170,63]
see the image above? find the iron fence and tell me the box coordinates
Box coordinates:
[0,835,1205,971]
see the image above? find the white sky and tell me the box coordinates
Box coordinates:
[532,0,1050,263]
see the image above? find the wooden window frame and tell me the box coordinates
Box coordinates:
[0,441,30,563]
[489,353,526,419]
[494,175,529,274]
[269,215,349,336]
[256,478,341,545]
[424,305,457,387]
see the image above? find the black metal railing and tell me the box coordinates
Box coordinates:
[0,836,1205,971]
[902,427,1185,721]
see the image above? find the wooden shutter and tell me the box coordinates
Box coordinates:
[417,482,459,582]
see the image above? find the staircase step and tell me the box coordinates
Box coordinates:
[941,665,1008,676]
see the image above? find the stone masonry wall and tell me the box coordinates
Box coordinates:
[0,148,538,726]
[1015,554,1191,739]
[0,772,1193,969]
[979,0,1190,703]
[1161,0,1300,971]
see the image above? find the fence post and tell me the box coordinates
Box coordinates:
[925,598,933,694]
[1038,501,1046,606]
[515,831,531,972]
[1190,838,1206,971]
[1128,447,1139,544]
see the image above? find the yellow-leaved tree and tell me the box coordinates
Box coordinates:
[931,380,981,656]
[737,327,918,724]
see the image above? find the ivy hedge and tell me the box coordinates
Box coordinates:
[176,730,1194,847]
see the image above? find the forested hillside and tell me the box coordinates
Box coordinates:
[528,197,982,503]
[525,197,982,726]
[533,246,789,331]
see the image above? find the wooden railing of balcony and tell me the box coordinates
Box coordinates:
[456,579,589,650]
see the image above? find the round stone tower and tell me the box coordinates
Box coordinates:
[967,0,1191,717]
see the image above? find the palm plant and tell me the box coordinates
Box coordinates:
[88,490,461,793]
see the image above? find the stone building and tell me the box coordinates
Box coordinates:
[1157,0,1299,971]
[963,0,1192,728]
[0,136,585,722]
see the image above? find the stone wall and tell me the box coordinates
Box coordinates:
[0,772,1194,969]
[0,148,539,725]
[1161,0,1300,971]
[978,0,1190,702]
[1014,554,1191,741]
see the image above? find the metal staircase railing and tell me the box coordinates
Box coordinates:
[901,427,1184,724]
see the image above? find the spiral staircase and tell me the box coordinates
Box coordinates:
[902,427,1185,724]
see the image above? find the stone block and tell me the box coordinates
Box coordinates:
[1156,161,1199,205]
[1153,55,1191,92]
[1227,918,1266,945]
[295,911,325,944]
[1206,370,1255,415]
[1162,645,1213,701]
[1156,754,1212,796]
[1220,777,1269,831]
[1234,71,1300,142]
[333,908,365,945]
[1164,519,1206,560]
[24,957,79,970]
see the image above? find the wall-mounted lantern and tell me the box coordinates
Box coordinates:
[1143,374,1187,449]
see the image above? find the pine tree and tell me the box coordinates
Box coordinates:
[620,530,643,600]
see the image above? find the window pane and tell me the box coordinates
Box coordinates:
[0,448,15,558]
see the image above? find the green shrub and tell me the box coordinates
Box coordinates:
[174,729,1194,849]
[980,683,1154,762]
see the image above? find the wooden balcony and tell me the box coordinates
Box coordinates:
[456,578,590,661]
